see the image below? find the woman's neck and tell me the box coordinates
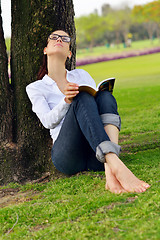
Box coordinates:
[47,56,67,83]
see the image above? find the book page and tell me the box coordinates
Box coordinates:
[97,78,115,93]
[78,85,97,97]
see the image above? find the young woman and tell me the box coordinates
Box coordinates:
[26,30,150,194]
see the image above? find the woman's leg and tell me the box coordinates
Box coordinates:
[105,153,150,193]
[51,104,90,175]
[104,125,150,193]
[51,92,106,175]
[95,92,126,193]
[104,125,127,193]
[53,91,150,193]
[52,92,120,175]
[96,91,150,193]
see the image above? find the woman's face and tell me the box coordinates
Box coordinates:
[44,30,72,60]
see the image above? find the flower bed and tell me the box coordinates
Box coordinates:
[76,46,160,66]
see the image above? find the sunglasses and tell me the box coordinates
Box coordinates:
[48,34,71,43]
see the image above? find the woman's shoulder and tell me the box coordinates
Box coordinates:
[26,79,43,91]
[26,75,51,90]
[68,68,96,87]
[68,68,93,80]
[68,68,89,76]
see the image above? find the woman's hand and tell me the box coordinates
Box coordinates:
[64,82,79,104]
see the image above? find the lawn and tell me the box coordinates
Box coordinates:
[0,53,160,240]
[76,38,160,60]
[80,53,160,140]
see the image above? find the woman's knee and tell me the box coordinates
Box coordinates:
[72,91,96,114]
[74,91,94,104]
[95,91,118,114]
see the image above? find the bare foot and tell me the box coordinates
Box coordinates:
[105,163,127,194]
[106,153,150,193]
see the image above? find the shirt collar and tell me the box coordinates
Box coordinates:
[42,70,69,86]
[42,75,55,85]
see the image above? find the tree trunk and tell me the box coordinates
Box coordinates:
[0,0,76,185]
[155,23,160,41]
[0,5,12,143]
[115,30,120,48]
[144,22,156,43]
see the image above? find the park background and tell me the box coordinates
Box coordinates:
[0,0,160,239]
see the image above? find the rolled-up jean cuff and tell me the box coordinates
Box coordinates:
[100,113,121,131]
[96,141,121,163]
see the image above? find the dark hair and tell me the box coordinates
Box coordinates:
[37,54,48,80]
[37,30,71,80]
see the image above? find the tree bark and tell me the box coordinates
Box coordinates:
[0,5,12,143]
[0,0,76,184]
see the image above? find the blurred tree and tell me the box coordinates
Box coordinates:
[132,2,158,41]
[76,13,107,48]
[76,2,159,49]
[101,4,112,16]
[0,0,76,184]
[106,7,132,47]
[129,23,148,41]
[102,14,115,44]
[146,0,160,39]
[120,8,133,46]
[75,16,90,48]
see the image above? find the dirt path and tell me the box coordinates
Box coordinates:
[0,188,39,208]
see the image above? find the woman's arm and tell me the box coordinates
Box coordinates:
[36,97,70,129]
[26,85,70,129]
[26,81,79,129]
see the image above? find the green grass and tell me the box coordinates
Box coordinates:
[80,53,160,139]
[0,53,160,239]
[77,38,160,59]
[4,38,10,54]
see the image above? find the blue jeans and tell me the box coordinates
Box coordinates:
[51,91,121,175]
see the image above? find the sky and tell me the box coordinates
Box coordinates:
[1,0,155,38]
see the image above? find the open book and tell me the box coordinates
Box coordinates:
[79,77,115,97]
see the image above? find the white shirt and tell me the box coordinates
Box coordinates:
[26,69,96,143]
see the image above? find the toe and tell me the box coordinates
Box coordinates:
[140,181,150,191]
[143,182,150,189]
[112,188,122,194]
[135,185,147,193]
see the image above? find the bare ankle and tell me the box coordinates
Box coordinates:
[105,153,123,174]
[105,152,119,164]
